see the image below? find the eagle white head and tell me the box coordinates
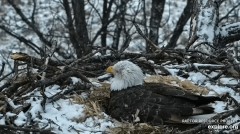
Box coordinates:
[106,60,144,91]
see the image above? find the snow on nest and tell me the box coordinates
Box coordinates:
[1,82,115,134]
[36,98,113,134]
[188,72,207,84]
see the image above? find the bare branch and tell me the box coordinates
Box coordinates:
[0,25,42,54]
[7,0,52,47]
[219,2,240,22]
[0,62,5,77]
[166,0,193,48]
[133,22,160,51]
[31,0,37,25]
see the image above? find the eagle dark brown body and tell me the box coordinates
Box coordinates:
[107,83,221,125]
[104,60,221,125]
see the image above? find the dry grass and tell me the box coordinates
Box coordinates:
[71,94,106,122]
[71,83,111,122]
[110,122,180,134]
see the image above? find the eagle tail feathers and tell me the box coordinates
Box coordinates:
[195,96,221,106]
[192,106,214,115]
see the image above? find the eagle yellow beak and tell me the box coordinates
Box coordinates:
[106,66,115,75]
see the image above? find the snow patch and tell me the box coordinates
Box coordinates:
[14,111,27,126]
[219,78,238,85]
[188,72,207,84]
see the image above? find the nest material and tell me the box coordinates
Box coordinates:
[145,75,209,95]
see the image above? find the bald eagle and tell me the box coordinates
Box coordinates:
[105,60,221,125]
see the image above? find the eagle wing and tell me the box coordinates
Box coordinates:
[107,83,220,125]
[145,83,221,106]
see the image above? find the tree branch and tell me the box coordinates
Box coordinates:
[7,0,52,48]
[166,0,193,48]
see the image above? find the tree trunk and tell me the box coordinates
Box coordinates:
[72,0,91,57]
[112,0,127,50]
[148,0,165,53]
[188,0,218,54]
[188,0,240,54]
[101,0,114,54]
[166,0,193,48]
[63,0,80,57]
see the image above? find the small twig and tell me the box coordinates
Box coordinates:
[31,0,37,24]
[30,70,91,91]
[187,50,217,58]
[192,63,216,82]
[0,62,5,77]
[219,2,240,22]
[225,93,239,107]
[0,81,11,92]
[69,47,114,67]
[0,70,14,81]
[48,82,91,103]
[166,63,225,70]
[0,124,54,133]
[133,22,160,51]
[7,0,52,47]
[186,35,198,50]
[0,52,14,71]
[193,41,217,50]
[40,85,47,112]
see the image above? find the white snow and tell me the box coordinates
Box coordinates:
[219,78,238,85]
[14,85,115,134]
[45,84,61,97]
[0,116,5,125]
[193,63,224,67]
[212,101,228,113]
[6,98,21,109]
[166,68,179,76]
[14,111,27,126]
[208,71,220,78]
[188,72,207,84]
[6,112,16,117]
[71,77,81,84]
[205,83,235,95]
